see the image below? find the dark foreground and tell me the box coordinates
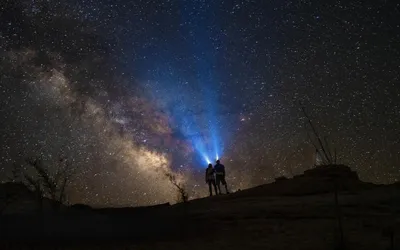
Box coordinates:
[1,182,400,249]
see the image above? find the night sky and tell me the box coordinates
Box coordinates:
[0,0,399,207]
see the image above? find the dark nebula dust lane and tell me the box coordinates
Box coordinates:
[0,0,399,206]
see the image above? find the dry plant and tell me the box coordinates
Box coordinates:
[300,104,345,249]
[165,172,188,203]
[20,156,74,211]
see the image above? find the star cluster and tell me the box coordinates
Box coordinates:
[0,0,399,206]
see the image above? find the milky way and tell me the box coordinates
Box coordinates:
[0,0,399,206]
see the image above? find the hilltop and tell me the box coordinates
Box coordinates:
[1,165,399,249]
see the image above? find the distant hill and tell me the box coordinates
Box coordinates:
[0,182,65,214]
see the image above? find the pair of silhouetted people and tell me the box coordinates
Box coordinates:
[205,160,229,196]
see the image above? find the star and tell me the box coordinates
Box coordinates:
[0,0,398,207]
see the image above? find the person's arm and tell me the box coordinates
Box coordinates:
[205,170,208,182]
[222,165,226,176]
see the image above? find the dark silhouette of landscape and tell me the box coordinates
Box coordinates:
[1,164,399,249]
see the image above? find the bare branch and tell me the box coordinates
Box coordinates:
[324,136,334,163]
[165,172,188,203]
[306,131,328,165]
[19,155,74,209]
[300,104,332,164]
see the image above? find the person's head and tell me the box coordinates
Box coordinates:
[216,159,220,164]
[208,163,212,168]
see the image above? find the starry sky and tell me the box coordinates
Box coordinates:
[0,0,399,207]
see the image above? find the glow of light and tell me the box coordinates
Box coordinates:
[186,118,222,167]
[179,117,213,167]
[139,0,229,169]
[180,0,224,166]
[204,155,211,165]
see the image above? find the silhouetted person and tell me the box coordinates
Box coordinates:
[214,159,229,194]
[205,163,218,196]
